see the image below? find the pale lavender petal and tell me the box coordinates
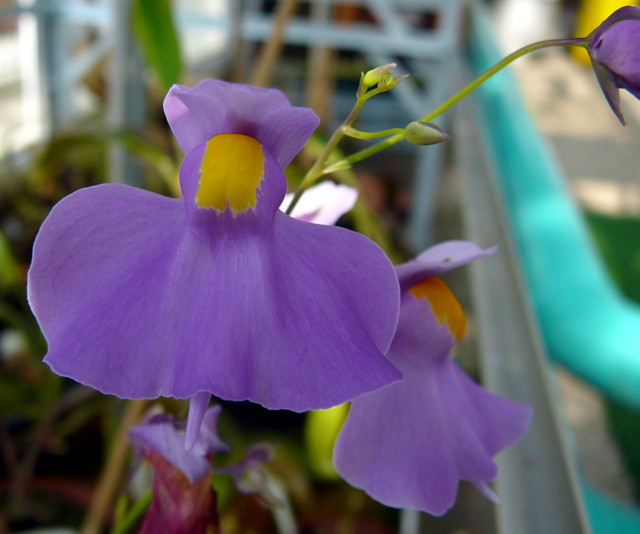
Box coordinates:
[130,406,227,484]
[280,182,358,225]
[186,392,212,450]
[472,481,500,504]
[218,443,276,495]
[334,287,530,515]
[395,241,496,292]
[164,79,319,167]
[191,406,229,458]
[590,60,625,124]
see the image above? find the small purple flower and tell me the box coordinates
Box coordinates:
[333,241,532,516]
[27,79,401,412]
[587,6,640,124]
[130,406,228,484]
[131,406,281,533]
[129,406,227,534]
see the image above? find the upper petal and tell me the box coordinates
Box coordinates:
[395,241,496,293]
[164,79,319,168]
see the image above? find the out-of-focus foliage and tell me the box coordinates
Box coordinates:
[0,107,180,529]
[132,0,183,91]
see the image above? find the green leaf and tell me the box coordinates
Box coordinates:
[304,404,348,480]
[0,232,22,289]
[132,0,183,90]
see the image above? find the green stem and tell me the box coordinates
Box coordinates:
[287,38,587,206]
[285,69,399,214]
[285,97,366,215]
[343,126,405,140]
[323,133,404,174]
[111,491,152,534]
[317,37,588,173]
[421,37,587,122]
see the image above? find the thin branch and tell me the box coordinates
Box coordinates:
[82,399,149,534]
[251,0,300,87]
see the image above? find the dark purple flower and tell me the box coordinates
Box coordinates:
[333,241,532,516]
[129,406,227,534]
[27,79,401,413]
[587,6,640,124]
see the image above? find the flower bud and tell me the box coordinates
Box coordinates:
[404,121,451,146]
[378,73,409,92]
[586,6,640,124]
[361,63,397,89]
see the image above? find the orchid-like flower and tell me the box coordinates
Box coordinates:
[333,241,532,516]
[27,81,401,423]
[129,406,228,534]
[586,5,640,124]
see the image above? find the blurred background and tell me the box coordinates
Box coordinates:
[1,1,640,533]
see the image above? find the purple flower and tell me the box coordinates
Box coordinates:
[130,406,228,484]
[333,241,532,516]
[129,406,227,534]
[27,79,401,412]
[587,6,640,124]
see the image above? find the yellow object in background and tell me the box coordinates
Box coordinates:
[573,0,638,63]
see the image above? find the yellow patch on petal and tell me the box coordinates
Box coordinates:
[196,133,264,214]
[410,277,466,340]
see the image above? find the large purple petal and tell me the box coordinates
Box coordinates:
[334,294,531,515]
[30,175,401,409]
[164,79,319,167]
[395,241,496,293]
[28,184,184,348]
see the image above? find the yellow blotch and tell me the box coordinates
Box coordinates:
[196,133,264,214]
[410,277,466,340]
